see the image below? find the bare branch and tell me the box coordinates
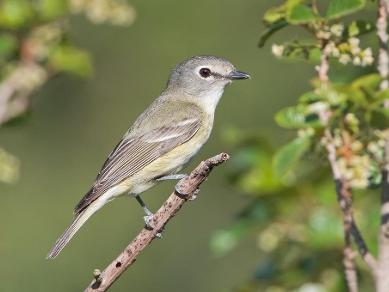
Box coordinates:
[319,37,377,286]
[378,0,389,92]
[326,131,377,277]
[317,42,360,290]
[84,153,230,292]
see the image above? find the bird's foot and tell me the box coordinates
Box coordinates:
[143,213,156,230]
[189,188,200,201]
[175,181,200,200]
[143,214,164,238]
[156,229,164,239]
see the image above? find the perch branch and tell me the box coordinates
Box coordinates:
[377,1,389,290]
[84,153,230,292]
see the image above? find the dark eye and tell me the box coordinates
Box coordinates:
[199,68,211,78]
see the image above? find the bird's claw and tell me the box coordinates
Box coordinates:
[143,214,155,230]
[175,183,200,200]
[189,188,200,201]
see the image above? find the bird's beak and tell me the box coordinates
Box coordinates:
[227,70,251,80]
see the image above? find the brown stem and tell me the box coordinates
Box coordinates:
[377,1,389,291]
[378,0,389,92]
[317,41,361,290]
[0,62,48,125]
[84,153,230,292]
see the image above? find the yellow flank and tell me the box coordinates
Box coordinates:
[122,114,214,196]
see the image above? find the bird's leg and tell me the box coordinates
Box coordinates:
[135,195,162,238]
[156,174,188,181]
[135,195,153,217]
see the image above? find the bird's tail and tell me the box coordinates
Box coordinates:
[46,203,99,259]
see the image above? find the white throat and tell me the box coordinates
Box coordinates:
[198,86,225,115]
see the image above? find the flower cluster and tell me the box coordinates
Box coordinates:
[24,23,64,62]
[70,0,136,25]
[317,23,374,67]
[321,124,386,189]
[325,37,374,67]
[271,23,374,67]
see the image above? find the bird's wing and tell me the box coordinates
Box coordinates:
[74,118,200,215]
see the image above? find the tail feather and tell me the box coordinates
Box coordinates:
[47,185,126,259]
[47,205,97,259]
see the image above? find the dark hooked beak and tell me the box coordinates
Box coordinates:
[227,70,251,80]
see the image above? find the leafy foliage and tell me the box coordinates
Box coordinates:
[219,0,386,290]
[0,0,135,184]
[326,0,366,19]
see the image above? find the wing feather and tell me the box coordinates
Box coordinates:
[74,118,200,215]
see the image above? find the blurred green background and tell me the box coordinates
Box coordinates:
[0,0,361,291]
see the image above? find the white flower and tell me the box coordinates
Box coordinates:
[339,54,351,65]
[332,47,340,57]
[317,31,331,40]
[364,47,373,57]
[349,37,360,47]
[271,44,284,58]
[345,113,359,126]
[353,56,362,66]
[368,142,380,154]
[298,283,326,292]
[308,101,329,113]
[361,48,374,66]
[351,141,363,152]
[330,24,344,37]
[351,46,361,55]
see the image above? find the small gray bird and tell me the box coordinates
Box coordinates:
[47,55,250,259]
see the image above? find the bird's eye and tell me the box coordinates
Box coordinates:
[199,68,211,78]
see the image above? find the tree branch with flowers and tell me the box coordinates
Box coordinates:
[0,0,136,185]
[260,0,389,291]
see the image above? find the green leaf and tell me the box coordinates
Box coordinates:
[0,33,17,60]
[273,136,311,177]
[380,108,389,118]
[376,89,389,101]
[259,20,288,48]
[348,20,374,37]
[286,3,317,24]
[275,105,322,129]
[370,110,389,129]
[308,207,343,248]
[308,47,321,63]
[49,46,92,77]
[263,5,287,24]
[298,91,323,103]
[350,73,381,91]
[232,146,283,193]
[277,41,320,62]
[326,0,366,19]
[0,0,34,28]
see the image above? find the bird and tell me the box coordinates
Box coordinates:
[47,55,250,259]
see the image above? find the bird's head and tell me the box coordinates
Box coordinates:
[167,55,250,97]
